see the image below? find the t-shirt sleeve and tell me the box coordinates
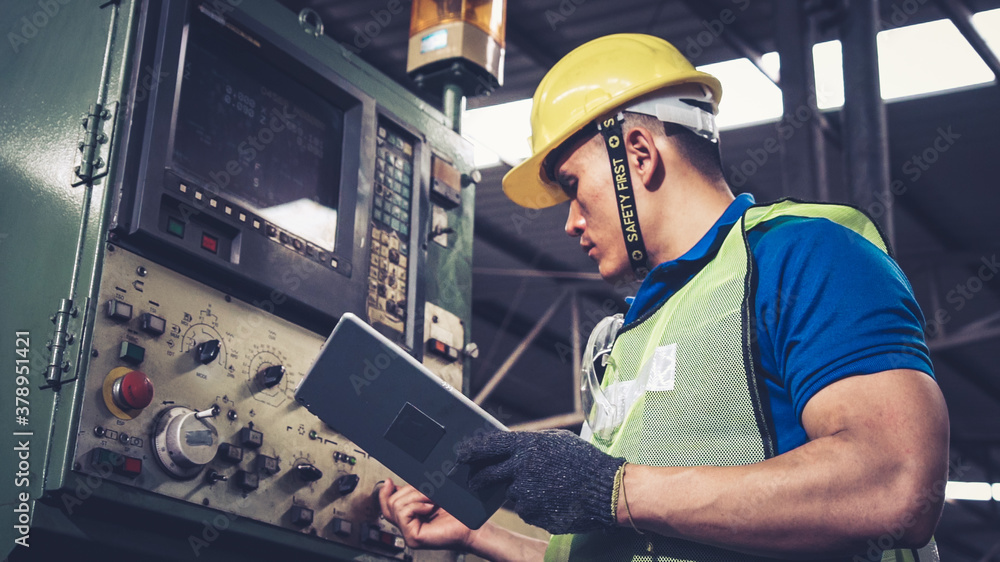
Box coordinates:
[751,216,934,422]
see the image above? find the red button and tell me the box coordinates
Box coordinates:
[117,370,154,410]
[119,456,142,478]
[201,233,218,253]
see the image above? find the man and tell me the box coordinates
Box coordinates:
[380,34,949,561]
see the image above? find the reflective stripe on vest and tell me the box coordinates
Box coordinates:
[545,200,938,562]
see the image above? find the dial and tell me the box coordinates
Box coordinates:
[151,406,220,479]
[244,346,290,407]
[181,324,231,373]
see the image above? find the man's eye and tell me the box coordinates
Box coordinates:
[559,180,577,199]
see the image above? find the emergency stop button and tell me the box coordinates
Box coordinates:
[112,370,154,411]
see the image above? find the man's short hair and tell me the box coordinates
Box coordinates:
[623,112,725,184]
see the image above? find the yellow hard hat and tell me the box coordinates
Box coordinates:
[502,33,723,209]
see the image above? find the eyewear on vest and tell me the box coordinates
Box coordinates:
[581,314,627,440]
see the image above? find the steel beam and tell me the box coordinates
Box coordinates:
[936,350,1000,406]
[505,22,560,70]
[776,1,829,200]
[473,267,605,281]
[841,0,894,242]
[935,0,1000,83]
[511,411,585,432]
[675,0,779,85]
[570,291,582,414]
[928,326,1000,352]
[474,290,568,404]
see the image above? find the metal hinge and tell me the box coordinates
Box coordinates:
[72,101,117,187]
[44,298,78,388]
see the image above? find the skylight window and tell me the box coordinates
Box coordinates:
[462,98,533,168]
[464,12,998,168]
[697,54,783,129]
[876,17,994,100]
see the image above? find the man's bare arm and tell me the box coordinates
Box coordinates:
[620,369,949,558]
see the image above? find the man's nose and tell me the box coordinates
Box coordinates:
[564,200,585,237]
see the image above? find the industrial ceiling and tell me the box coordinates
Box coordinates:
[279,0,1000,558]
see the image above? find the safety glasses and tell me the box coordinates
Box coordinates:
[580,314,625,440]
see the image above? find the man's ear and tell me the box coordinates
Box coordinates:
[625,126,664,191]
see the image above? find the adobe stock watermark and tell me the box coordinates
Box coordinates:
[188,494,252,557]
[133,65,171,103]
[415,406,512,500]
[880,0,932,30]
[683,0,752,60]
[7,0,72,54]
[924,252,1000,338]
[58,453,131,517]
[545,0,590,31]
[727,88,825,188]
[346,0,409,54]
[348,343,396,395]
[864,126,961,222]
[852,455,971,561]
[173,102,298,227]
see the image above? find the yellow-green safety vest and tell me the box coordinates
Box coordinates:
[545,200,939,562]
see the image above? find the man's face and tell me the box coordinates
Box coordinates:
[555,136,631,282]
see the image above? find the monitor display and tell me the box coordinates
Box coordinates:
[171,5,345,251]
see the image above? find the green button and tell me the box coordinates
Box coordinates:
[167,217,185,238]
[120,341,145,365]
[92,447,119,468]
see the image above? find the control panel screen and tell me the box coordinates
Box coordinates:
[171,5,345,251]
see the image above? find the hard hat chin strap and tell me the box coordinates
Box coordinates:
[597,113,650,279]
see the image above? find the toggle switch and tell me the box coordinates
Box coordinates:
[205,469,228,484]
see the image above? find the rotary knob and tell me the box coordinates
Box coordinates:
[152,406,220,479]
[296,463,323,482]
[256,365,285,389]
[111,370,154,411]
[196,339,221,364]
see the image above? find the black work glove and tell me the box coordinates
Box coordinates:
[456,429,627,535]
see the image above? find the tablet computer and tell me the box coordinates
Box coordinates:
[294,313,508,529]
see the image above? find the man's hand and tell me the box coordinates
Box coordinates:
[457,429,627,535]
[378,478,473,550]
[378,478,550,562]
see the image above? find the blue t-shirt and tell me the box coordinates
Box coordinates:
[623,194,934,454]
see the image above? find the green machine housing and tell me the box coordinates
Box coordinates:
[0,0,477,560]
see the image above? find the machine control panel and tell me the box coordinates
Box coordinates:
[367,119,416,342]
[73,246,456,561]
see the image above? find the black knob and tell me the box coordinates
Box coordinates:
[296,463,323,482]
[335,474,360,495]
[257,365,285,389]
[196,340,221,364]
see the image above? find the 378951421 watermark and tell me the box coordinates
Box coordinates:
[13,330,33,549]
